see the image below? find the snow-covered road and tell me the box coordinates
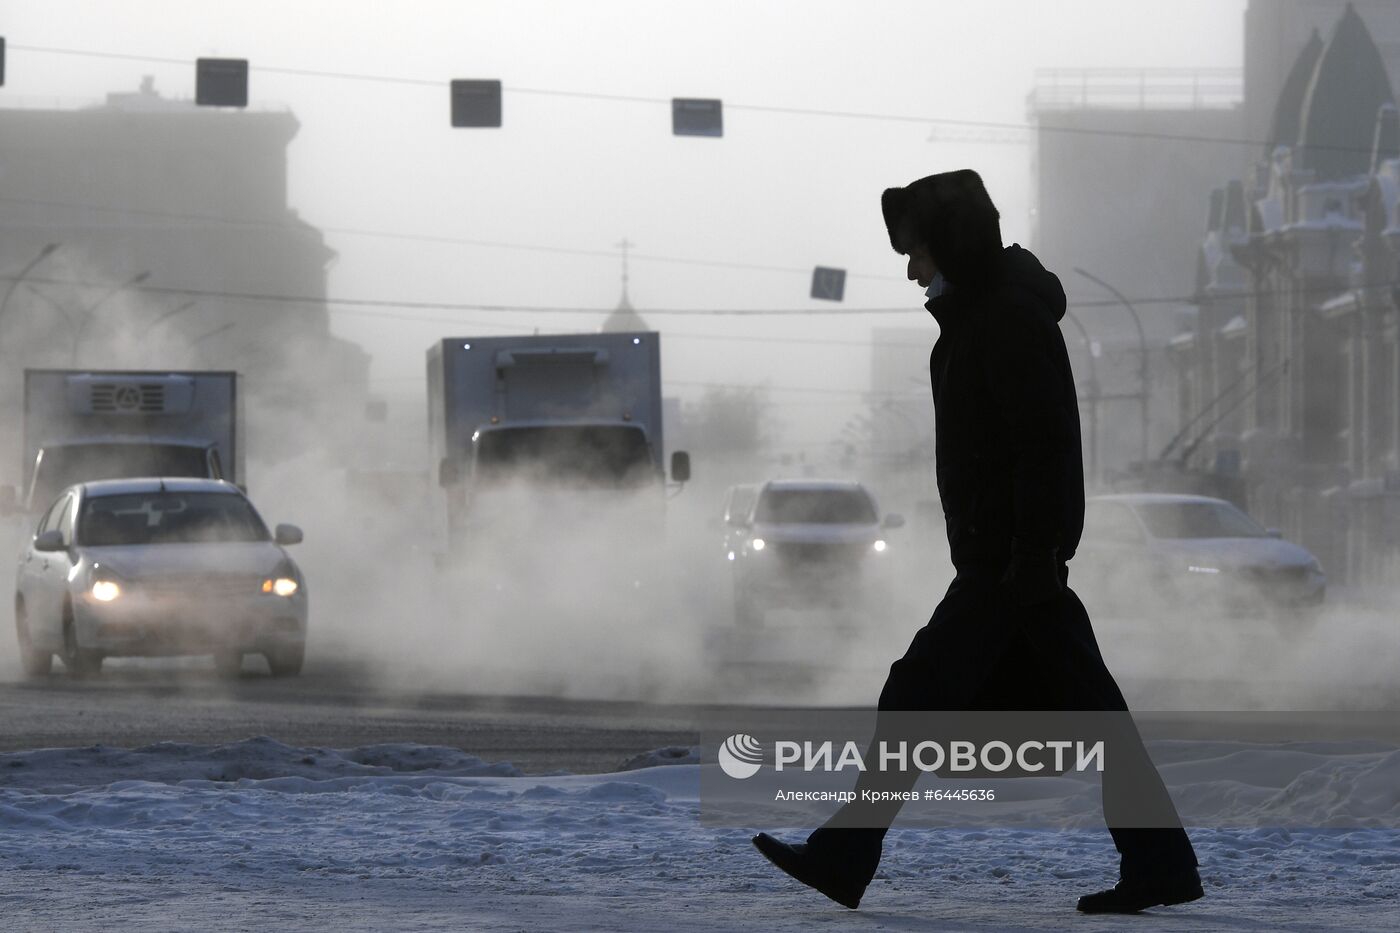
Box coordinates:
[1,738,1396,931]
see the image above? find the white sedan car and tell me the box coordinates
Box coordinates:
[1076,493,1325,615]
[14,478,307,678]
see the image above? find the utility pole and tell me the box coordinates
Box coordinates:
[70,270,151,365]
[0,243,60,330]
[1063,309,1101,485]
[1076,268,1149,465]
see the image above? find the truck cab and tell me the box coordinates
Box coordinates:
[2,370,243,517]
[428,332,689,557]
[24,438,227,514]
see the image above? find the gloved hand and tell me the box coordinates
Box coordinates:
[999,544,1063,607]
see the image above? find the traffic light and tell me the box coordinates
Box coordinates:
[672,98,722,137]
[451,80,502,127]
[196,58,248,107]
[811,266,847,301]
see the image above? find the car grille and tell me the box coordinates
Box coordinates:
[138,574,266,599]
[1240,565,1309,584]
[772,541,869,567]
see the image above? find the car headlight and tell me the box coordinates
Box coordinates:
[263,560,301,597]
[750,538,766,552]
[90,579,122,602]
[872,539,888,553]
[262,577,299,597]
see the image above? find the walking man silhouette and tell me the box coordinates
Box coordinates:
[752,170,1203,914]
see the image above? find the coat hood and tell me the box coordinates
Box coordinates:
[999,243,1067,323]
[881,169,1003,287]
[924,244,1067,328]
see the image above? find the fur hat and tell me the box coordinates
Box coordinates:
[881,169,1002,286]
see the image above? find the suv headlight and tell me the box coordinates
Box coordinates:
[749,538,766,552]
[872,539,888,553]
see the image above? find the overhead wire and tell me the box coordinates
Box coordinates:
[0,273,918,315]
[5,273,1389,322]
[5,41,1381,158]
[4,41,1384,315]
[0,194,897,282]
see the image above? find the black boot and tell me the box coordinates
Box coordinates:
[1076,869,1204,914]
[751,833,869,909]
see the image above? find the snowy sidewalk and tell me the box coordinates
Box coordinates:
[0,738,1396,931]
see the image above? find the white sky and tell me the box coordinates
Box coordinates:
[0,0,1245,448]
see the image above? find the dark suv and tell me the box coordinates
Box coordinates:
[728,479,903,627]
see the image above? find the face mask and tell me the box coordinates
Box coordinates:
[925,273,947,299]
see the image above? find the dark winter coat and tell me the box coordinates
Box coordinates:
[927,244,1085,572]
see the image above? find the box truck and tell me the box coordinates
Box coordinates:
[427,332,688,555]
[4,369,242,514]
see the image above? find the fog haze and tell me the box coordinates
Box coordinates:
[1,0,1244,437]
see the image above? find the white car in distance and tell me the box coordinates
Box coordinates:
[1076,493,1325,617]
[14,478,307,678]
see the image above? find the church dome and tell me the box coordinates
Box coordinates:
[600,292,649,333]
[1298,4,1396,180]
[1267,29,1323,157]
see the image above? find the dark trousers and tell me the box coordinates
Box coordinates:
[809,563,1197,883]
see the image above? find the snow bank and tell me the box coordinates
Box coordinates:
[0,736,522,792]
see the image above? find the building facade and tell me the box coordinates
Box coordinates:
[0,77,369,474]
[1028,69,1249,476]
[1174,5,1400,583]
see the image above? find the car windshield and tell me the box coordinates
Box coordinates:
[1134,501,1267,539]
[474,425,655,489]
[78,492,270,546]
[755,488,877,524]
[30,443,209,510]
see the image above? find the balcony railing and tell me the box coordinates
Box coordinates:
[1029,68,1243,112]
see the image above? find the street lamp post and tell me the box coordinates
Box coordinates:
[189,322,237,349]
[137,300,199,339]
[1075,268,1149,465]
[70,270,152,365]
[0,243,60,331]
[21,284,80,338]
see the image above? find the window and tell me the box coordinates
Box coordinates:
[755,488,878,525]
[473,425,655,490]
[78,492,271,546]
[57,496,76,545]
[35,494,69,538]
[1134,501,1265,539]
[29,443,211,511]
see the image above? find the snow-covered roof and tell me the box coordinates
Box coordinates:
[1219,314,1248,338]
